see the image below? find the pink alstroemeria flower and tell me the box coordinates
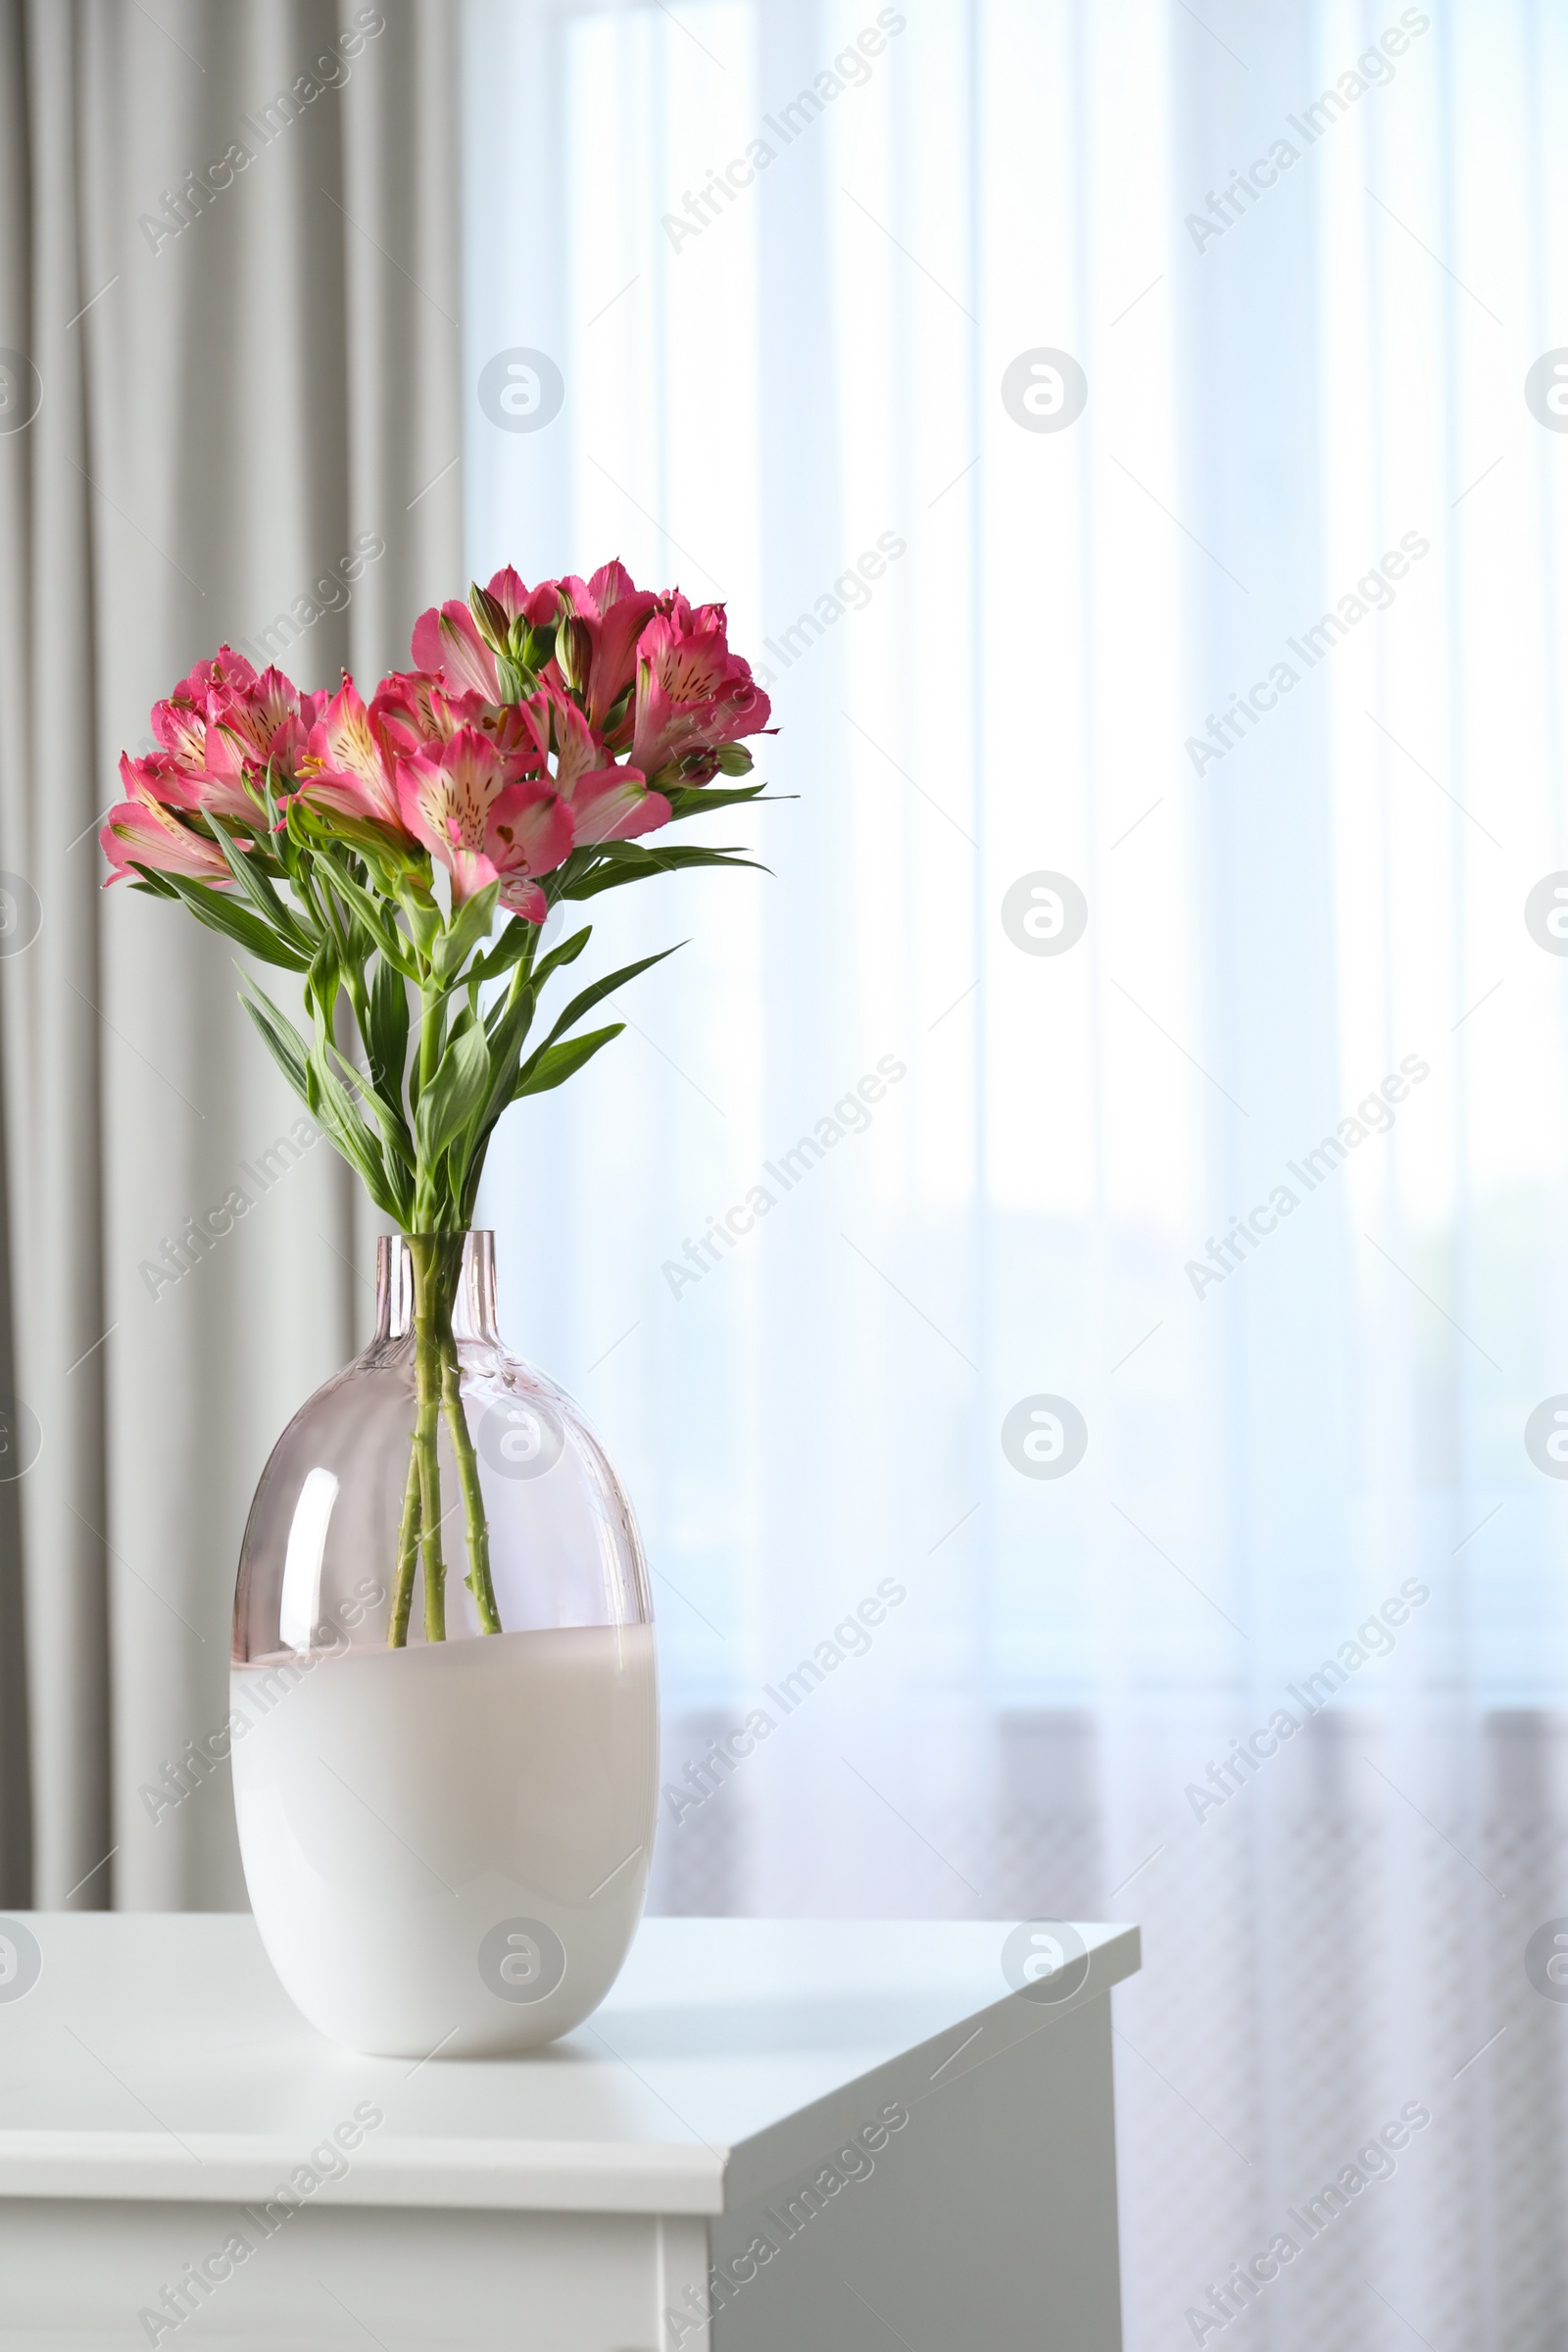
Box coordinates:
[100,786,233,886]
[630,596,771,782]
[116,747,204,814]
[544,688,669,844]
[552,561,660,740]
[150,686,211,774]
[262,707,321,788]
[372,674,546,779]
[167,644,261,718]
[204,667,328,806]
[410,569,562,698]
[147,648,325,819]
[396,725,573,921]
[371,670,465,760]
[484,564,560,629]
[298,677,406,832]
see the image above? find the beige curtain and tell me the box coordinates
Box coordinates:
[0,0,462,1910]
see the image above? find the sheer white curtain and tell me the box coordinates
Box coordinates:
[465,2,1568,2342]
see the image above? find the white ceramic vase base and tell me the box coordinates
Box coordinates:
[232,1622,658,2057]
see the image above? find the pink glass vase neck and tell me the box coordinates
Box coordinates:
[374,1231,500,1345]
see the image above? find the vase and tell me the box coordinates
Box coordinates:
[229,1230,658,2059]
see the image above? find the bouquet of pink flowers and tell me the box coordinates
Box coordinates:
[102,563,771,1641]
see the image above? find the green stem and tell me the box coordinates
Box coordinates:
[409,1233,452,1642]
[441,1338,501,1634]
[413,982,444,1230]
[388,1442,420,1647]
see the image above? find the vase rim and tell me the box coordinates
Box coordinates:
[390,1232,493,1250]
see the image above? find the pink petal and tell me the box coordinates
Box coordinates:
[484,776,574,877]
[585,559,646,615]
[120,748,196,810]
[100,799,231,884]
[151,696,209,771]
[212,644,261,695]
[567,767,670,844]
[267,712,312,784]
[372,671,460,757]
[410,601,501,700]
[303,678,401,827]
[486,565,530,622]
[395,727,518,902]
[497,876,549,923]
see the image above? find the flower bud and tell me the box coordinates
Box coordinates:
[714,744,754,776]
[555,614,592,695]
[468,582,512,655]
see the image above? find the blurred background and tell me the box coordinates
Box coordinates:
[4,1,1568,2344]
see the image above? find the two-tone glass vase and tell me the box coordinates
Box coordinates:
[230,1231,658,2058]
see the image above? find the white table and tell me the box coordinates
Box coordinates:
[0,1912,1139,2350]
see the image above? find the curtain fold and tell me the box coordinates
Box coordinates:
[0,0,462,1911]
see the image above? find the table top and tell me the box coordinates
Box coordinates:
[0,1913,1139,2214]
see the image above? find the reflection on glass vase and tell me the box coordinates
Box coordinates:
[230,1231,658,2058]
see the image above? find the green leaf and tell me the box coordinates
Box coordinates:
[144,869,312,970]
[242,961,412,1224]
[397,886,443,961]
[468,914,539,988]
[431,882,501,984]
[662,781,772,821]
[535,944,680,1057]
[530,923,593,986]
[598,839,756,871]
[367,956,411,1103]
[470,981,538,1150]
[467,913,596,993]
[323,861,418,977]
[210,823,316,956]
[362,958,414,1173]
[239,980,313,1105]
[261,759,296,867]
[562,843,765,901]
[514,616,558,674]
[415,1014,493,1166]
[483,973,535,1051]
[513,1023,624,1101]
[307,1048,405,1221]
[407,989,445,1116]
[306,941,341,1029]
[286,793,404,869]
[495,653,531,705]
[332,1044,416,1176]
